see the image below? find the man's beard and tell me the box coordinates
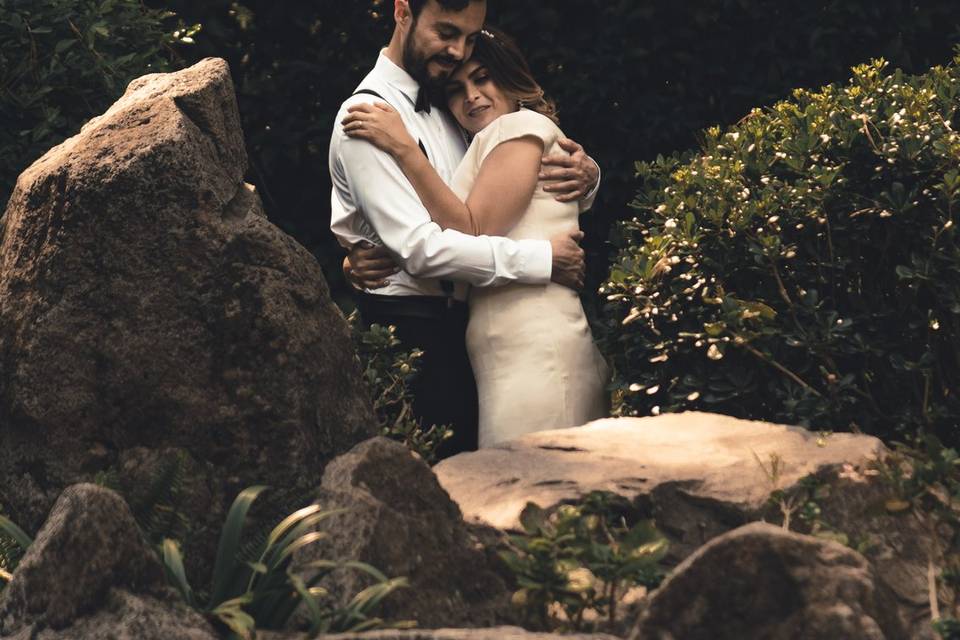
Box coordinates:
[403,31,458,96]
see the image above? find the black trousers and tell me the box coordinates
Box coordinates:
[356,293,479,459]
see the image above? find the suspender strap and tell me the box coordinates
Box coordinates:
[351,89,429,160]
[350,90,451,297]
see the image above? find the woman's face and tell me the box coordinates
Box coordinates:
[445,60,516,135]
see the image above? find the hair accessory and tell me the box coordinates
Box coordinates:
[481,29,494,39]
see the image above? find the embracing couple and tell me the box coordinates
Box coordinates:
[329,0,609,459]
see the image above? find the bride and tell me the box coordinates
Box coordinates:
[343,27,608,447]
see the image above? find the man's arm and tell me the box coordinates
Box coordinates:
[540,137,601,211]
[333,121,551,288]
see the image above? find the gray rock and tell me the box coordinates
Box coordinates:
[434,413,883,547]
[2,591,217,640]
[434,413,937,637]
[0,57,375,538]
[810,468,943,640]
[629,522,907,640]
[260,628,617,640]
[0,484,217,639]
[293,438,515,630]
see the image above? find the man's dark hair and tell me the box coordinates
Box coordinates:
[409,0,482,19]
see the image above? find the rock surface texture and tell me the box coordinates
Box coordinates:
[0,58,375,533]
[294,438,515,629]
[434,413,883,550]
[262,629,617,640]
[434,413,936,638]
[630,522,907,640]
[0,483,217,639]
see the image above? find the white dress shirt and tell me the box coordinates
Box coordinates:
[329,51,553,299]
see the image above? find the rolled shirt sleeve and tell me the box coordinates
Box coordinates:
[330,110,552,288]
[579,158,601,213]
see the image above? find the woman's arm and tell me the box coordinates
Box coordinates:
[461,137,542,236]
[343,103,542,236]
[343,102,475,234]
[395,134,542,237]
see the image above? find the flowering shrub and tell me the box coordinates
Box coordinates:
[601,51,960,444]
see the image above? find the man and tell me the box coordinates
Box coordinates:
[329,0,600,457]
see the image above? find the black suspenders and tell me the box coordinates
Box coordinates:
[350,89,454,299]
[351,89,430,160]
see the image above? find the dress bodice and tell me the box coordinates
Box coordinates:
[450,109,580,242]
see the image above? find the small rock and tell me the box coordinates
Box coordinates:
[293,438,515,629]
[261,628,617,640]
[0,483,217,639]
[629,522,907,640]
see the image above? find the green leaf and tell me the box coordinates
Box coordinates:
[210,595,255,640]
[0,515,32,551]
[160,539,194,607]
[209,485,268,608]
[519,503,547,534]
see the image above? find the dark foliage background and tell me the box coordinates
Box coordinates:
[4,1,957,304]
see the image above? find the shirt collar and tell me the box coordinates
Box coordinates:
[373,50,421,108]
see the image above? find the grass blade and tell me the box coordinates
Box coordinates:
[0,515,32,551]
[289,571,325,635]
[210,485,268,607]
[161,538,195,607]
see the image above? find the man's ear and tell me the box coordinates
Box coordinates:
[394,0,412,27]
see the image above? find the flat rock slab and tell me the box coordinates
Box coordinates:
[434,412,883,532]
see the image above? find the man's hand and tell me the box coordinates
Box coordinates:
[344,241,399,290]
[540,137,600,203]
[549,229,586,291]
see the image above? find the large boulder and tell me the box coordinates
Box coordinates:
[0,58,375,536]
[294,438,515,629]
[434,413,883,555]
[435,413,935,637]
[0,483,217,639]
[629,522,907,640]
[261,629,617,640]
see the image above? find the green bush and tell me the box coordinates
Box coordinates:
[0,0,194,206]
[500,492,667,633]
[601,52,960,444]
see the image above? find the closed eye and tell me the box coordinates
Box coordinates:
[445,83,464,99]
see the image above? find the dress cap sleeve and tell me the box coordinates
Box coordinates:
[476,109,560,163]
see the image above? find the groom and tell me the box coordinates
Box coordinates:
[329,0,600,458]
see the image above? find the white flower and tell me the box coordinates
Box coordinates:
[664,218,678,229]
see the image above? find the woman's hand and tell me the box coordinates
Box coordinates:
[342,102,418,159]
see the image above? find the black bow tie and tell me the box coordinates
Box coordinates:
[415,88,431,114]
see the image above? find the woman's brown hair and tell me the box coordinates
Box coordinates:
[468,26,559,125]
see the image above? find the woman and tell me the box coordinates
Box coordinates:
[343,27,608,447]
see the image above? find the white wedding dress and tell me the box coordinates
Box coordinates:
[450,109,609,447]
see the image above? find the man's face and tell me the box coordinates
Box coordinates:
[402,0,486,91]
